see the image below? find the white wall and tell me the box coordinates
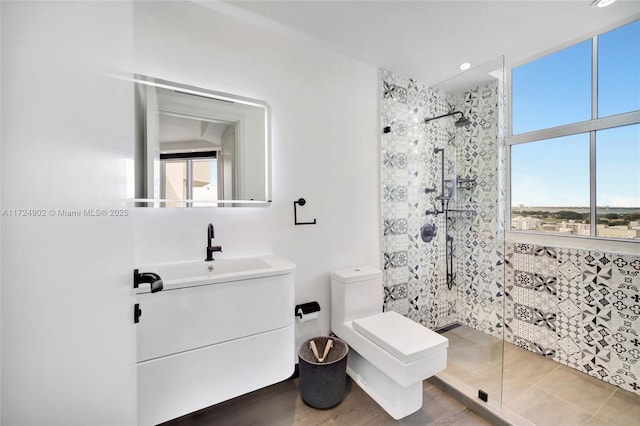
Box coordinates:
[1,2,136,424]
[1,1,380,423]
[132,1,381,345]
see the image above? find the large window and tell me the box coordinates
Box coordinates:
[512,40,592,134]
[510,19,640,240]
[598,21,640,117]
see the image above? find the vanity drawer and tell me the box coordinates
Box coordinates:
[137,325,295,425]
[136,272,294,362]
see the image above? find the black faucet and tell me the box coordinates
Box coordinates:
[206,223,222,261]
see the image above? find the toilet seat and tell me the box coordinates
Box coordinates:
[352,311,448,364]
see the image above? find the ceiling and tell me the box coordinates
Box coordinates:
[205,0,639,87]
[159,113,233,153]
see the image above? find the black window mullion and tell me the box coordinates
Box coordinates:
[160,151,217,160]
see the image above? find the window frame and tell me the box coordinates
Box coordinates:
[506,19,640,248]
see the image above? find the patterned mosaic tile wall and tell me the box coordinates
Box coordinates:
[380,68,505,335]
[449,84,505,339]
[380,69,452,329]
[506,241,640,396]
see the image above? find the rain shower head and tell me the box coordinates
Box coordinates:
[454,115,472,127]
[424,111,471,127]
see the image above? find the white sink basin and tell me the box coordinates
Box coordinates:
[135,254,295,292]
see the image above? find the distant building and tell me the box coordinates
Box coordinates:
[598,224,640,239]
[558,221,590,236]
[512,216,542,231]
[512,213,640,240]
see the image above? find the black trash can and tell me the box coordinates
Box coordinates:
[298,336,349,409]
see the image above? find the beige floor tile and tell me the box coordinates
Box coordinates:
[444,338,504,405]
[447,351,502,374]
[503,345,558,385]
[366,382,489,426]
[460,364,502,388]
[446,337,503,367]
[441,325,640,425]
[507,387,593,426]
[587,415,617,426]
[501,373,532,405]
[445,331,471,348]
[443,359,475,381]
[533,365,617,415]
[447,326,503,348]
[592,387,640,426]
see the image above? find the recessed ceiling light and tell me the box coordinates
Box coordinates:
[591,0,617,8]
[459,62,471,71]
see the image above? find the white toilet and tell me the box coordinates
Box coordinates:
[330,266,448,420]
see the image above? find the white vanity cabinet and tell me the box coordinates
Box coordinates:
[135,255,295,425]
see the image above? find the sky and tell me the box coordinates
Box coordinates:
[510,19,639,208]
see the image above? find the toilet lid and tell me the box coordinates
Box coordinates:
[352,311,448,363]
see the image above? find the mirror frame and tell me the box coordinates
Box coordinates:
[133,74,272,207]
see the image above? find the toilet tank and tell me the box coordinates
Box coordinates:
[331,266,383,327]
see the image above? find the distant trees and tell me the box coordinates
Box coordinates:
[601,213,620,219]
[597,212,639,226]
[555,211,585,220]
[512,209,639,227]
[625,213,640,221]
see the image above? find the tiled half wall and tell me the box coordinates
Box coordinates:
[506,241,640,396]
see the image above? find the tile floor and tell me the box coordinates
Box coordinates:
[442,325,640,426]
[163,324,640,425]
[164,374,490,426]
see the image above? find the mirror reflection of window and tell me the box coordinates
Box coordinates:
[157,98,237,206]
[192,158,217,207]
[160,153,219,207]
[158,111,234,207]
[162,160,187,207]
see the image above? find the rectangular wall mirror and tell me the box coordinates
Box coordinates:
[133,75,272,207]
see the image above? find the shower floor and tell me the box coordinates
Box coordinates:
[441,325,640,426]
